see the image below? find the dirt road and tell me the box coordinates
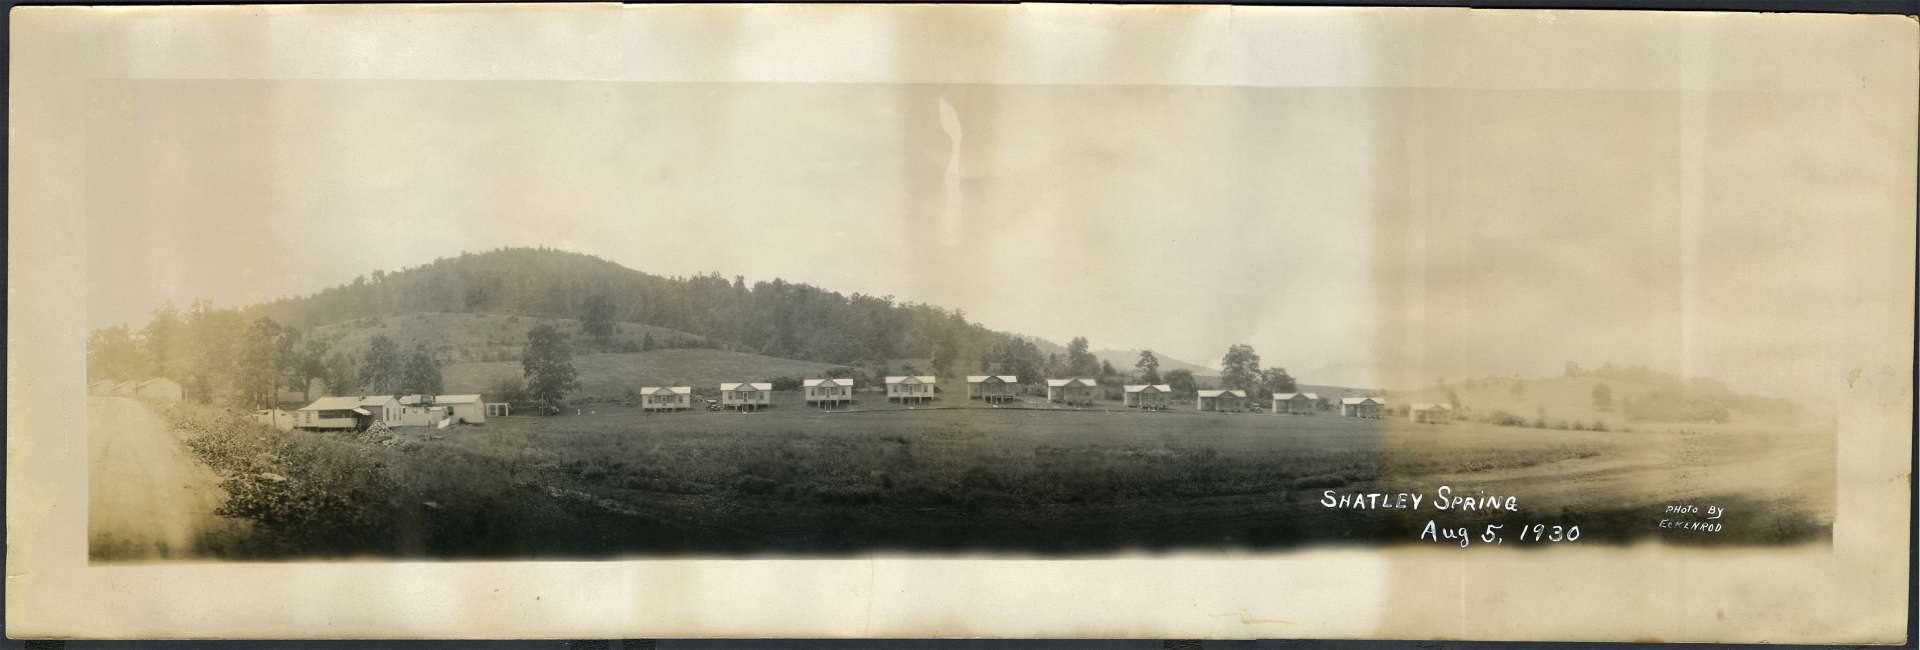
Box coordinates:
[88,396,243,560]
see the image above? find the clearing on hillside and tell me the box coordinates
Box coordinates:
[310,312,707,364]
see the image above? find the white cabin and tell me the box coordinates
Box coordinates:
[965,375,1019,402]
[1271,392,1320,415]
[721,382,774,410]
[435,394,487,424]
[1123,384,1173,409]
[358,395,402,422]
[296,396,371,431]
[1342,396,1385,418]
[803,378,855,407]
[1045,378,1099,405]
[886,376,937,404]
[1196,389,1249,412]
[640,386,692,412]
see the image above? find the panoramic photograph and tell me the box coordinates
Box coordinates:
[83,80,1843,561]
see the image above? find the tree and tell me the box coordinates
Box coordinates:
[185,300,245,404]
[1134,350,1162,384]
[1447,388,1461,409]
[235,317,288,408]
[489,376,529,405]
[581,292,616,345]
[360,334,403,395]
[289,337,333,400]
[1065,337,1099,377]
[931,339,957,378]
[86,325,143,382]
[641,332,656,351]
[276,327,305,400]
[1592,382,1613,411]
[1258,366,1297,399]
[321,353,354,398]
[399,346,444,395]
[1165,369,1198,399]
[522,324,579,410]
[1100,359,1118,378]
[140,304,187,380]
[1220,344,1262,393]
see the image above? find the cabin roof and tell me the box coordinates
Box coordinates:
[721,382,774,391]
[1342,396,1384,405]
[1124,384,1173,393]
[1197,389,1248,398]
[640,386,692,395]
[300,396,364,411]
[1045,378,1098,387]
[804,378,854,387]
[966,375,1019,383]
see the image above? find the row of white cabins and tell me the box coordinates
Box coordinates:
[92,374,1446,428]
[603,375,1434,421]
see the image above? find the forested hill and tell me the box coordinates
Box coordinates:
[245,247,1061,376]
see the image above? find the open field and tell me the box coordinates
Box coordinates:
[137,396,1835,559]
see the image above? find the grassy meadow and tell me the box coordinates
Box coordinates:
[161,395,1834,559]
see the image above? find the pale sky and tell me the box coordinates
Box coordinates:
[83,80,1910,403]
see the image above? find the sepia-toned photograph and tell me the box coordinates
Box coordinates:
[10,3,1913,642]
[82,80,1843,560]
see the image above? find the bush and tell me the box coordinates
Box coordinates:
[164,404,406,555]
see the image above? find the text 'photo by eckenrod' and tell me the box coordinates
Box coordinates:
[79,80,1851,562]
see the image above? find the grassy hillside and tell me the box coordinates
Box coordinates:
[1388,372,1803,429]
[444,348,848,400]
[246,247,1046,371]
[310,312,706,365]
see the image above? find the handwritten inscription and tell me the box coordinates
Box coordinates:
[1318,487,1578,547]
[1658,503,1725,533]
[1416,521,1581,548]
[1318,486,1519,512]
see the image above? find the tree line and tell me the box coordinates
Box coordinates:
[86,300,449,408]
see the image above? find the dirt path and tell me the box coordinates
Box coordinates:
[88,396,243,560]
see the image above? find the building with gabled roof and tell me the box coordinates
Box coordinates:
[720,381,774,410]
[965,375,1019,403]
[1271,392,1320,415]
[885,375,938,404]
[1196,389,1248,412]
[1342,396,1385,418]
[640,386,692,412]
[803,378,855,408]
[1045,377,1099,405]
[1123,384,1173,409]
[358,395,402,422]
[296,396,372,431]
